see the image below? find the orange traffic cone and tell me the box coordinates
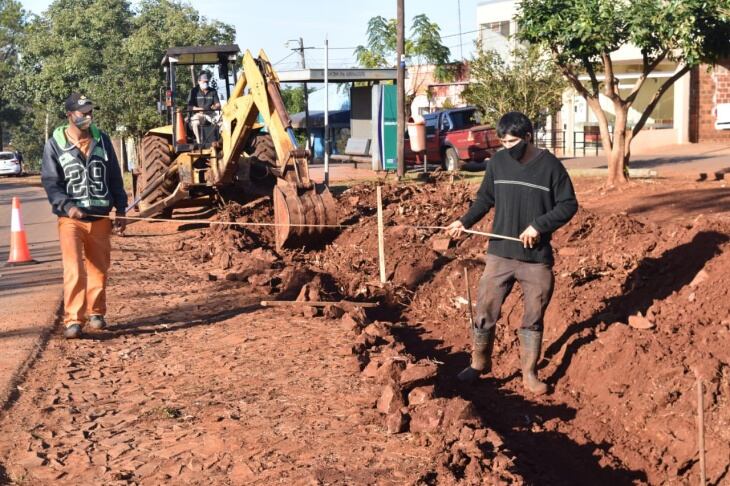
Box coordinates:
[175,110,187,145]
[5,197,36,267]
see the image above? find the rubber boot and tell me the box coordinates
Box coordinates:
[457,327,496,384]
[518,328,548,395]
[89,315,107,330]
[64,323,82,339]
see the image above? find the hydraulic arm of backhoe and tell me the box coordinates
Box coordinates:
[213,49,336,248]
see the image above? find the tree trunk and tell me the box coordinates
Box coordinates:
[607,103,629,186]
[583,95,632,186]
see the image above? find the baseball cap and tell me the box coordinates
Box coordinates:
[65,93,94,113]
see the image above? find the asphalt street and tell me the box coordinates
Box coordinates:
[0,177,62,409]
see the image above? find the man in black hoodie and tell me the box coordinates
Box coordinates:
[447,112,578,395]
[41,93,128,339]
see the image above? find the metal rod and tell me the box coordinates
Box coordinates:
[125,165,179,213]
[299,37,311,161]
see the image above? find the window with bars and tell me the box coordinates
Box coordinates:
[482,21,511,38]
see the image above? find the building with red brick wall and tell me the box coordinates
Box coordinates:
[690,60,730,142]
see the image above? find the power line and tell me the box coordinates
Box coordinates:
[310,46,360,50]
[273,51,297,66]
[284,28,482,62]
[440,28,480,39]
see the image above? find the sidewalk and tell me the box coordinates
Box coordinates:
[0,177,62,410]
[311,142,730,183]
[561,142,730,177]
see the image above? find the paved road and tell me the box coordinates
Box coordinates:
[0,176,62,409]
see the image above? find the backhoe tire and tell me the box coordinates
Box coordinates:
[247,132,276,167]
[245,132,277,184]
[137,134,177,218]
[226,132,278,202]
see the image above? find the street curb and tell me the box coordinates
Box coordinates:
[0,292,63,413]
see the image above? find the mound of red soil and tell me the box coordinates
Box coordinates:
[189,178,730,484]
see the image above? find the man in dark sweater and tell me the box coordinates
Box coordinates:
[446,112,578,395]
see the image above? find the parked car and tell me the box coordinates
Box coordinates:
[0,151,23,176]
[405,107,502,171]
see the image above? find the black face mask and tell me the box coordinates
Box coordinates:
[507,139,528,161]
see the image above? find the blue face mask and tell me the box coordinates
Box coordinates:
[73,114,92,130]
[199,82,208,90]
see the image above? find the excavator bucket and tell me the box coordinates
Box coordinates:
[273,182,337,249]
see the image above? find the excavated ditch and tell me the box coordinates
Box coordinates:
[181,178,730,485]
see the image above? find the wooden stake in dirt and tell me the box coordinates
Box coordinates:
[464,267,474,327]
[260,300,379,308]
[697,377,706,486]
[377,186,387,284]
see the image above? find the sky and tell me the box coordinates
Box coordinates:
[20,0,484,109]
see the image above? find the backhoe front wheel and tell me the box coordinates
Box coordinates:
[137,134,177,218]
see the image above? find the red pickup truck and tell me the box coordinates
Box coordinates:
[405,107,502,171]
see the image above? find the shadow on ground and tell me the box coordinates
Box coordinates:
[543,230,728,385]
[390,322,648,485]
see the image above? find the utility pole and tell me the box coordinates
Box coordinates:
[324,36,330,186]
[297,37,311,156]
[458,0,464,60]
[396,0,405,178]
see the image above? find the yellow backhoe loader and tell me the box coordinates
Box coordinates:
[128,44,336,248]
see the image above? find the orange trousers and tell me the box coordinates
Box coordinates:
[58,217,112,326]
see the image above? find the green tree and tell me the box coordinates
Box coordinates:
[0,0,27,147]
[7,109,45,169]
[517,0,730,186]
[116,0,235,138]
[13,0,235,160]
[17,0,135,135]
[355,14,455,112]
[280,85,313,115]
[462,42,566,129]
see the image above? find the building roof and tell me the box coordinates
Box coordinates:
[161,45,240,66]
[277,68,397,83]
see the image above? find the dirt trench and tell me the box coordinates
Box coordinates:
[0,176,728,485]
[183,176,730,485]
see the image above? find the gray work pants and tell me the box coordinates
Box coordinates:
[474,254,554,332]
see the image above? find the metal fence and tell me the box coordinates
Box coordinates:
[534,128,614,157]
[534,129,566,155]
[573,128,611,157]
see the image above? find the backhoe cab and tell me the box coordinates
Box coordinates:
[131,45,336,249]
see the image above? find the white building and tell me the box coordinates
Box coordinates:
[476,0,692,155]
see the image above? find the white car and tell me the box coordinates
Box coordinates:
[0,152,23,176]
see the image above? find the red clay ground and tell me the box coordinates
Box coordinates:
[0,171,728,485]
